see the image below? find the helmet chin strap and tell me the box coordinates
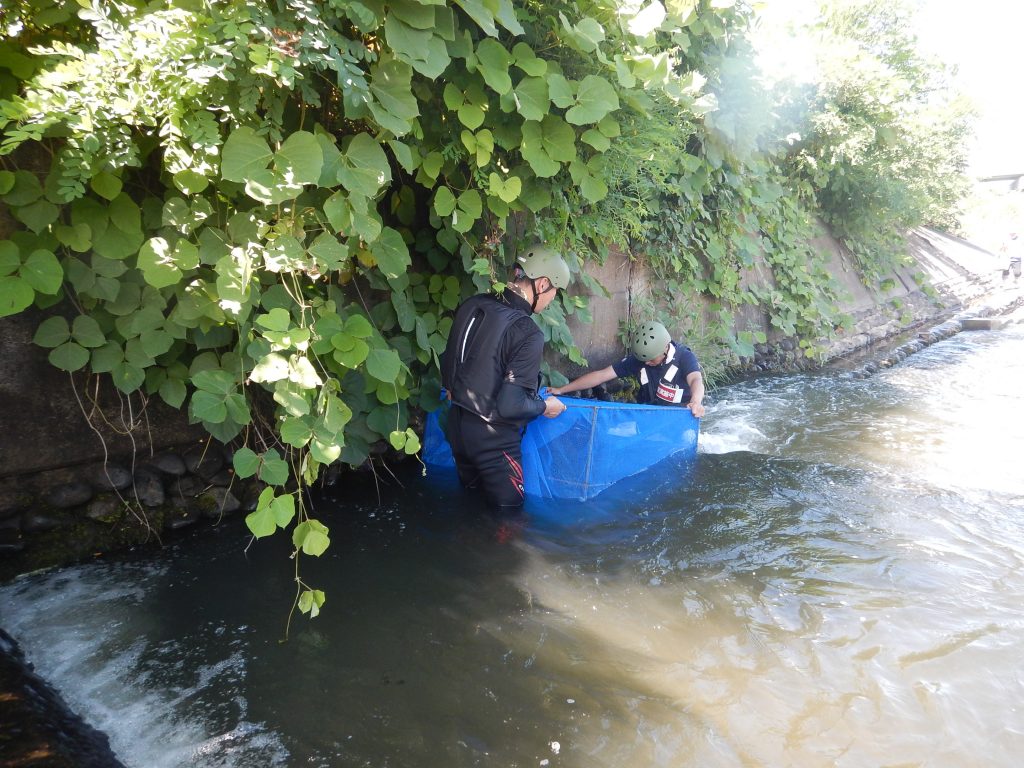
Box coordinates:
[529,277,557,312]
[510,266,552,313]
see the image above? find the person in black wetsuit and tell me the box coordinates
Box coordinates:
[440,245,571,511]
[548,320,706,418]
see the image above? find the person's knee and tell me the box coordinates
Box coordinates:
[477,454,525,509]
[483,476,525,509]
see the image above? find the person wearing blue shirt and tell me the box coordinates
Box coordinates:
[548,320,706,417]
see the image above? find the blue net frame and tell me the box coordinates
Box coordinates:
[423,395,700,501]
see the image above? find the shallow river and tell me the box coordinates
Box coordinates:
[2,324,1024,767]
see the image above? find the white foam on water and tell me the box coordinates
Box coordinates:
[0,563,290,768]
[698,398,770,455]
[698,421,768,454]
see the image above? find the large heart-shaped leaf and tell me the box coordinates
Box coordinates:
[371,227,411,279]
[565,75,620,125]
[13,199,59,233]
[293,519,331,556]
[48,341,88,371]
[433,187,457,217]
[338,134,392,198]
[451,189,482,233]
[520,116,577,178]
[259,454,290,487]
[276,131,323,186]
[221,127,273,183]
[384,16,450,79]
[34,316,71,348]
[489,173,522,203]
[513,77,549,121]
[476,38,512,94]
[366,348,402,383]
[20,250,63,294]
[369,59,419,137]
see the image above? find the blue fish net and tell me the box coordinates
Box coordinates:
[423,395,700,501]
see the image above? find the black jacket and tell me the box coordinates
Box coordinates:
[440,290,544,426]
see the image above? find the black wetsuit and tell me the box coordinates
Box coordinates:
[440,289,546,510]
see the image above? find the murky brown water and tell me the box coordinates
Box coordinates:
[2,324,1023,767]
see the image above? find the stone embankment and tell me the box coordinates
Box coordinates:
[743,228,1017,375]
[719,228,1022,378]
[558,227,1014,383]
[838,291,1024,379]
[0,442,257,581]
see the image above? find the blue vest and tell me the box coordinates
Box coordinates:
[637,343,692,406]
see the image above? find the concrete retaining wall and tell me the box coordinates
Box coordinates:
[555,226,1010,376]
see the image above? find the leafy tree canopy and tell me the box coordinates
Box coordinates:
[769,0,975,277]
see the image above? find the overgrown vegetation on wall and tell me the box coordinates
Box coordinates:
[772,0,974,280]
[0,0,973,616]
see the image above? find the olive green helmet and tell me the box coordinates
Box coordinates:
[517,244,571,290]
[629,321,671,362]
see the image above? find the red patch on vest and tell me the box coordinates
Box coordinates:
[656,383,677,401]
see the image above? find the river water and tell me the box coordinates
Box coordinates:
[2,324,1023,767]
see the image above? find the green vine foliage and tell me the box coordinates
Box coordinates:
[772,0,974,282]
[574,9,851,364]
[0,0,763,618]
[0,0,972,617]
